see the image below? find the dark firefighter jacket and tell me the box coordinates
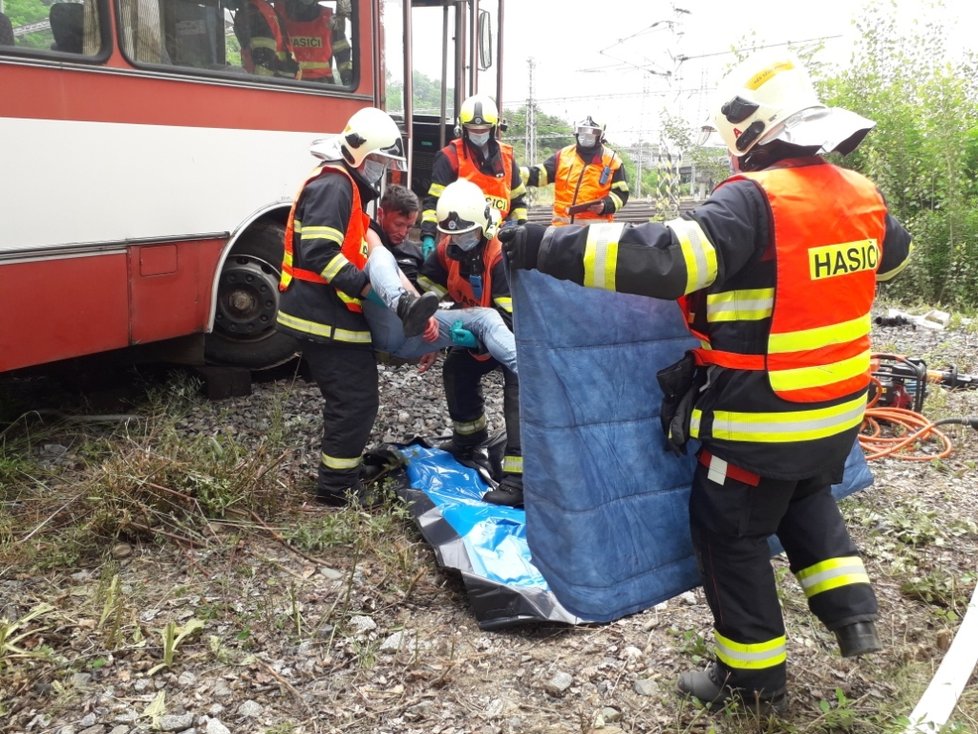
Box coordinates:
[421,138,528,240]
[276,164,377,348]
[417,235,514,331]
[532,156,912,480]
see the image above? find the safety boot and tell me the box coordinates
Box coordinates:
[396,291,440,337]
[835,621,882,658]
[482,474,524,508]
[677,663,787,716]
[316,478,383,508]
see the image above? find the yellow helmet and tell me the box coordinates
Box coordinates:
[459,94,499,128]
[436,179,492,245]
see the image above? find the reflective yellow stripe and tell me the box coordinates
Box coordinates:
[510,183,527,199]
[609,192,623,211]
[335,289,364,310]
[321,453,362,470]
[421,208,438,225]
[582,222,624,290]
[769,313,871,353]
[535,165,549,186]
[502,455,523,473]
[666,218,717,294]
[300,61,330,70]
[493,295,513,313]
[510,206,528,221]
[877,242,913,282]
[453,415,487,436]
[796,556,870,597]
[428,183,446,197]
[714,631,786,671]
[706,288,774,322]
[769,349,870,393]
[299,224,344,244]
[693,394,866,443]
[417,277,448,298]
[276,311,371,343]
[251,38,278,51]
[322,253,352,282]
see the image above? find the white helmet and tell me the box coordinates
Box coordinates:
[436,179,492,247]
[710,51,874,157]
[339,107,406,169]
[459,94,500,128]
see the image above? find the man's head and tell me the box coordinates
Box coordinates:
[377,185,420,246]
[458,94,499,149]
[708,51,874,171]
[575,116,605,150]
[339,107,406,188]
[436,179,494,260]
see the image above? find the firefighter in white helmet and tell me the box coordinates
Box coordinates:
[416,179,525,507]
[276,107,440,506]
[419,94,528,261]
[499,50,912,712]
[521,115,630,226]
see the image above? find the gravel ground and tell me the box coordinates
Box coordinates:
[3,307,978,734]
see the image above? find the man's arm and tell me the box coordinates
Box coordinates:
[876,212,913,282]
[298,174,368,298]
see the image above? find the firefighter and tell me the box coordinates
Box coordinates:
[276,107,437,506]
[231,0,294,78]
[521,116,630,226]
[419,94,528,261]
[499,51,912,712]
[277,0,352,84]
[417,179,524,507]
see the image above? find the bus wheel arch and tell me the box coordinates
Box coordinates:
[204,219,298,370]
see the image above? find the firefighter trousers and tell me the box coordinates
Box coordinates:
[301,340,379,493]
[442,348,521,463]
[688,453,878,694]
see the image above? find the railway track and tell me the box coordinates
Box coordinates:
[526,199,698,224]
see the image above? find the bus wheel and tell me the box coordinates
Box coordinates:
[204,222,298,369]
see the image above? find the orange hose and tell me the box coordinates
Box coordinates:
[860,376,954,461]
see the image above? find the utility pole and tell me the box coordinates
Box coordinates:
[525,57,536,165]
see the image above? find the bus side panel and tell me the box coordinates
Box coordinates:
[129,240,224,345]
[0,254,130,372]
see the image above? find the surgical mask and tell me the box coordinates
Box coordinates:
[467,130,491,147]
[577,133,597,148]
[361,158,387,185]
[450,229,482,251]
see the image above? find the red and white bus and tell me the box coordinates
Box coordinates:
[0,0,504,374]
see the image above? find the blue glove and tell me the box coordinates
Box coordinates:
[450,320,479,349]
[421,235,436,260]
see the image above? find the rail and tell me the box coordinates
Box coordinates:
[525,199,699,225]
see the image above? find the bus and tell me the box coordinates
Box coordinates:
[0,0,505,374]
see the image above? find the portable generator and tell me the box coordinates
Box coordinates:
[869,353,928,412]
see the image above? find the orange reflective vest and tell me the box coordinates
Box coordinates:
[279,164,370,312]
[240,0,288,75]
[436,236,503,309]
[279,8,334,81]
[686,162,886,403]
[552,144,620,226]
[446,139,515,218]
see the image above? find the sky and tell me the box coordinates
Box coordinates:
[489,0,974,146]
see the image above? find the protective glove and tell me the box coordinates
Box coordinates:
[421,235,436,260]
[450,320,479,349]
[498,223,545,270]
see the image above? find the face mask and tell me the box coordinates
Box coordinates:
[361,159,387,185]
[577,133,597,148]
[467,130,491,147]
[451,229,482,251]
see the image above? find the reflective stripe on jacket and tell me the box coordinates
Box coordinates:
[279,8,334,81]
[446,138,516,218]
[280,164,369,315]
[686,161,886,404]
[552,144,621,226]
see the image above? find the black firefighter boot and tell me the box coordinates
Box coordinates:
[677,663,787,716]
[834,621,882,658]
[396,291,440,337]
[482,473,524,508]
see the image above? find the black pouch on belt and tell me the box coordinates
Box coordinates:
[656,351,705,456]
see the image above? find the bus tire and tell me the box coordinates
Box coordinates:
[204,221,298,370]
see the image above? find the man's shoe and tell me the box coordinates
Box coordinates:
[835,621,882,658]
[677,663,787,716]
[316,479,383,508]
[482,474,524,508]
[396,291,439,337]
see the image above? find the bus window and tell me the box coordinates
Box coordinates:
[4,0,102,55]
